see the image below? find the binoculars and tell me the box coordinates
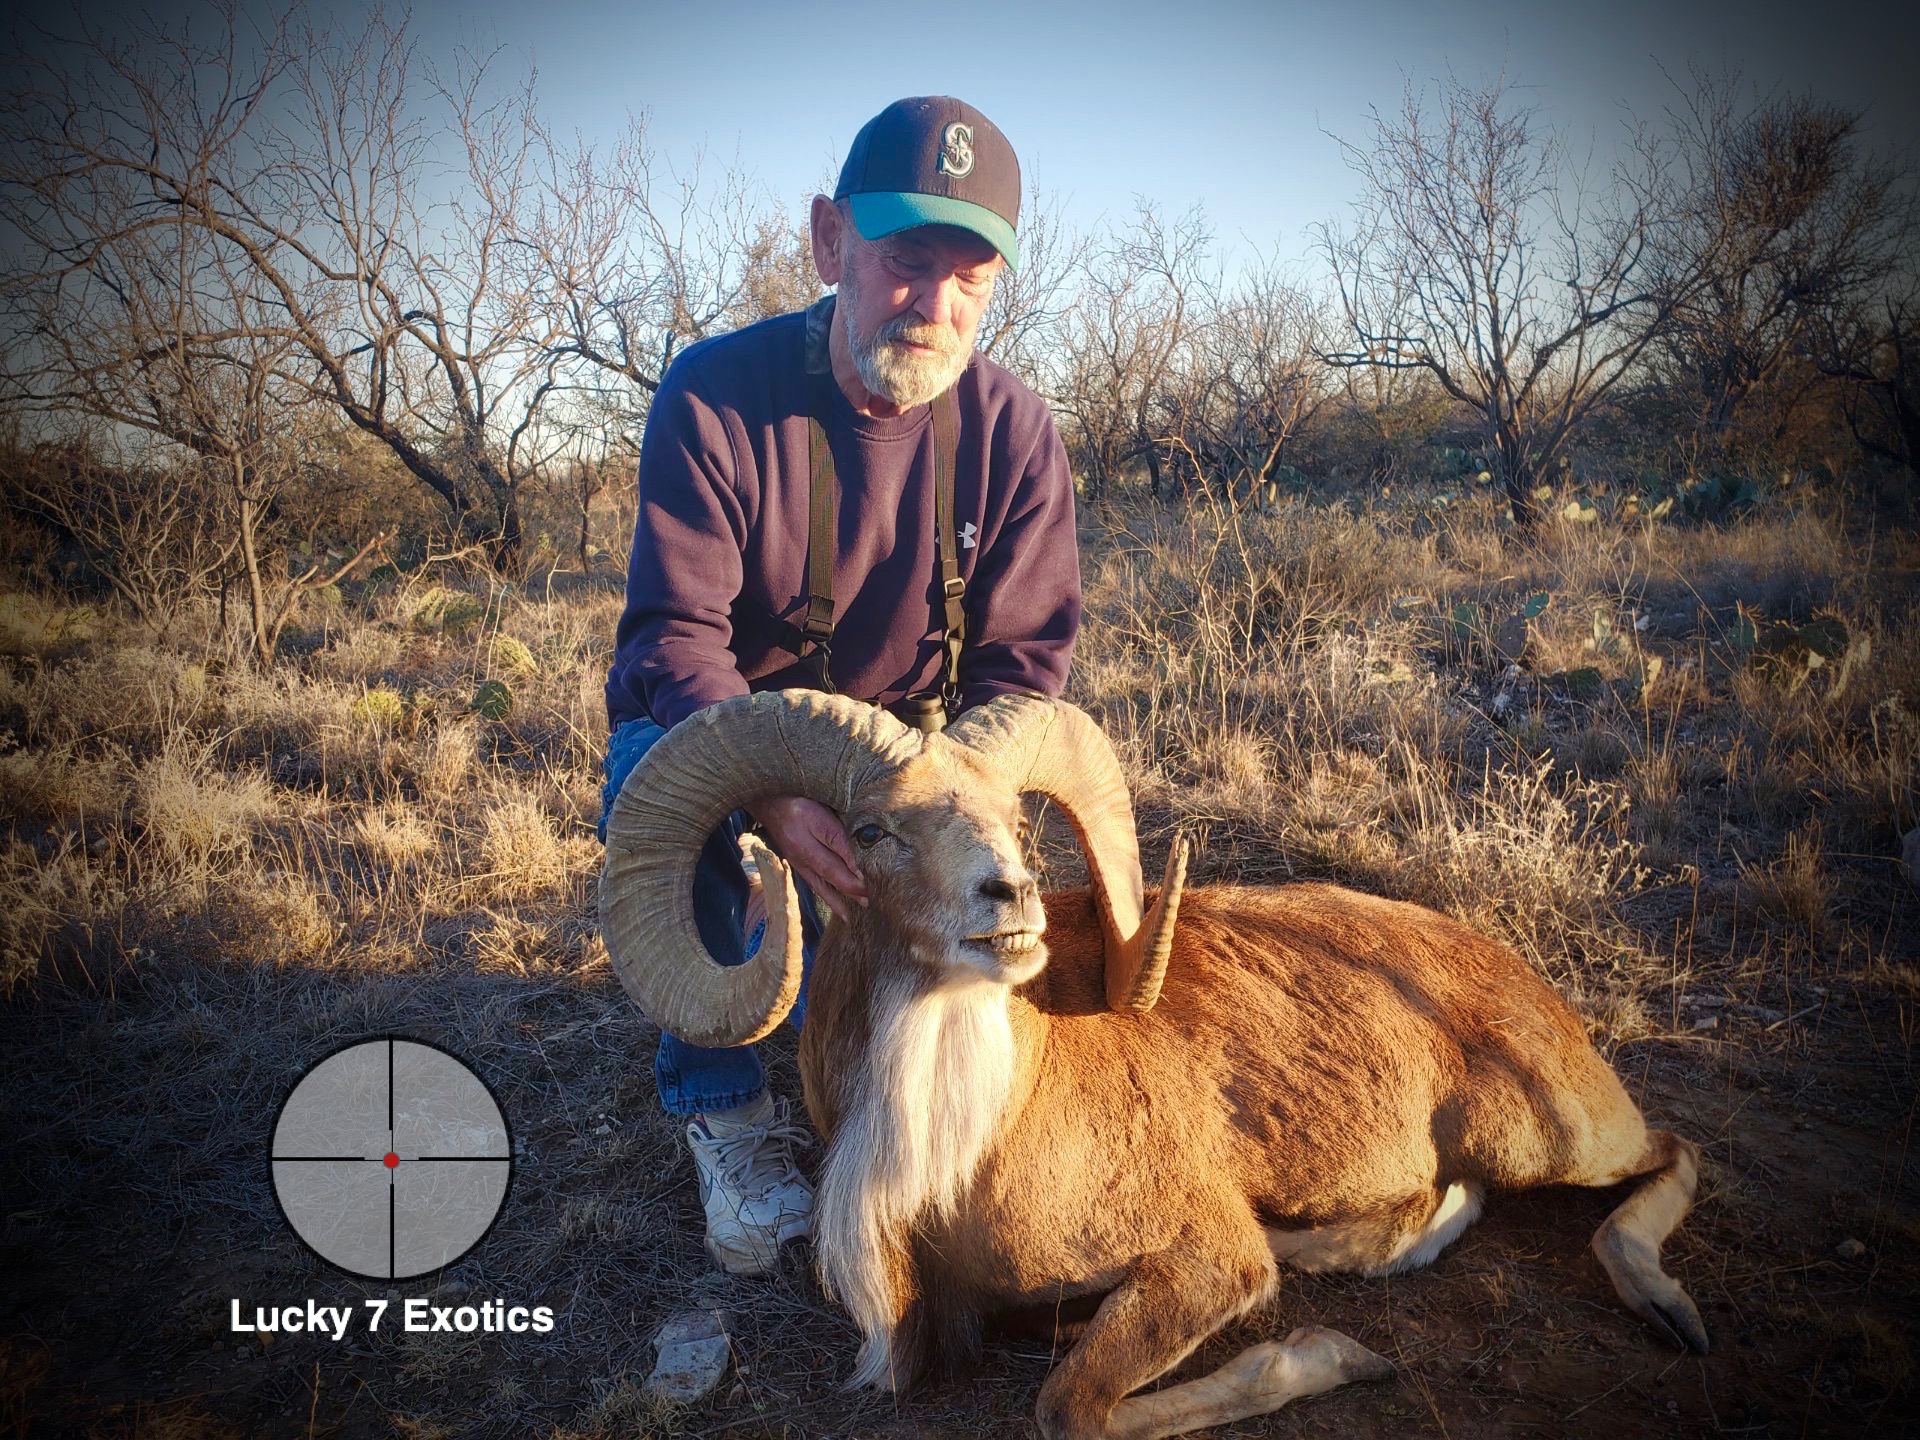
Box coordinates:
[887,691,951,734]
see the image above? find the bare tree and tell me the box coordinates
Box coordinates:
[1159,261,1331,507]
[0,3,394,656]
[1319,74,1679,528]
[2,246,384,659]
[1055,202,1211,503]
[529,380,640,574]
[264,23,582,571]
[976,185,1088,388]
[1324,360,1460,491]
[2,430,238,635]
[524,126,807,436]
[1650,71,1907,468]
[730,211,823,327]
[0,3,758,575]
[1818,263,1920,483]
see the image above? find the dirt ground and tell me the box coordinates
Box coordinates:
[3,922,1915,1440]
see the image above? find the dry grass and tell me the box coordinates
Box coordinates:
[475,792,584,904]
[0,574,614,1000]
[0,740,121,825]
[135,736,278,865]
[1070,495,1916,969]
[353,801,440,868]
[1737,821,1837,957]
[2,489,1917,1436]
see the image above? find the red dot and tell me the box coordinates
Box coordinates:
[383,1152,399,1169]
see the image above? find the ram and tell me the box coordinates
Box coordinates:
[602,691,1708,1440]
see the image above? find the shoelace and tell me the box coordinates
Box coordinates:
[703,1104,811,1202]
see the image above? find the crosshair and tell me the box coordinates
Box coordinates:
[271,1038,512,1280]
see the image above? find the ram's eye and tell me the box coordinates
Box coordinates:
[852,823,886,848]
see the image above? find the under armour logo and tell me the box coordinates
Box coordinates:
[960,521,978,550]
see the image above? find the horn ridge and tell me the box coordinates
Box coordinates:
[600,690,909,1047]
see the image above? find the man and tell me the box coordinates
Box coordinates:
[601,97,1080,1275]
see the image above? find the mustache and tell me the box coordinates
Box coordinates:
[876,317,960,355]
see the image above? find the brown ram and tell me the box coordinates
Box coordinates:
[601,690,1707,1440]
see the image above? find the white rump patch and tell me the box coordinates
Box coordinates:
[1267,1182,1484,1277]
[1382,1182,1484,1274]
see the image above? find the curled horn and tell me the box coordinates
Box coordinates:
[943,696,1186,1011]
[600,691,919,1047]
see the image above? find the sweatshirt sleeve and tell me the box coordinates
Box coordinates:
[606,358,753,730]
[958,406,1082,709]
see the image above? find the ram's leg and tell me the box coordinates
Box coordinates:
[1102,1327,1393,1440]
[1464,1039,1710,1355]
[1033,1235,1391,1440]
[1589,1129,1709,1354]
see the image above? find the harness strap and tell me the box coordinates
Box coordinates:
[801,370,839,693]
[930,387,966,705]
[797,350,964,701]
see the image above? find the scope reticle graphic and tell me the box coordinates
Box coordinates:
[271,1038,511,1280]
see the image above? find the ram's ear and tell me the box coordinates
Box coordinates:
[942,697,1185,1011]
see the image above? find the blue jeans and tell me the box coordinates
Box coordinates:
[600,717,820,1116]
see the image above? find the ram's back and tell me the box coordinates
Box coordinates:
[1025,882,1638,1221]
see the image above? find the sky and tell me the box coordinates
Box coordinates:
[397,0,1920,268]
[13,0,1919,274]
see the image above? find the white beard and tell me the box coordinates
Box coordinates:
[814,971,1016,1390]
[837,262,975,409]
[854,326,970,408]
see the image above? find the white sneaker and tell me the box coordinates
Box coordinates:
[687,1092,814,1275]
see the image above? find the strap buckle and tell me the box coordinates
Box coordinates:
[804,638,836,694]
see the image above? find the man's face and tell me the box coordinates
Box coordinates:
[833,214,1003,409]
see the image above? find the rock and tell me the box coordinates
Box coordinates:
[1903,828,1920,889]
[645,1309,731,1403]
[1836,1238,1866,1261]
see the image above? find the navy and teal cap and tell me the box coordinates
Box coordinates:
[834,97,1021,270]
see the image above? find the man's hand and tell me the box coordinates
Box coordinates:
[749,795,870,917]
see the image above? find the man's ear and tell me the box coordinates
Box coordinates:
[810,195,845,288]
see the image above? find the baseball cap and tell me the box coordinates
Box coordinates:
[834,97,1021,270]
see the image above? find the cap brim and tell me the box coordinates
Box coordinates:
[848,192,1019,270]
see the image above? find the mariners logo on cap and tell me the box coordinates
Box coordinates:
[938,122,974,179]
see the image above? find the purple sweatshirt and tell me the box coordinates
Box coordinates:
[606,299,1081,730]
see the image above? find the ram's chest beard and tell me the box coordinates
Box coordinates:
[815,977,1016,1391]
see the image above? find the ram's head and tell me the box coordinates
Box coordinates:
[601,691,1187,1047]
